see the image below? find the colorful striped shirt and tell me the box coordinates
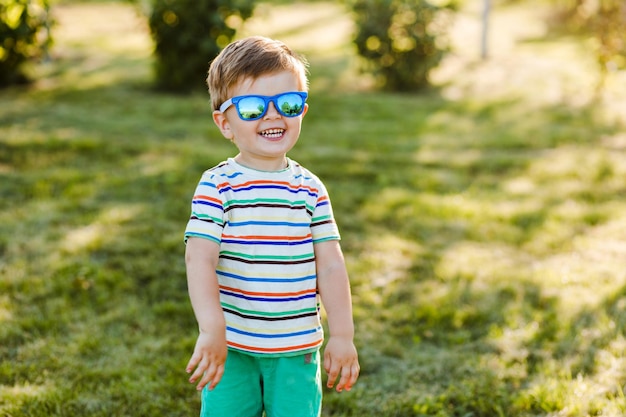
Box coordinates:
[184,158,340,356]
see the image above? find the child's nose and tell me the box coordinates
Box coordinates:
[264,101,281,119]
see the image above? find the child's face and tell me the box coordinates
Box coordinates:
[213,70,308,171]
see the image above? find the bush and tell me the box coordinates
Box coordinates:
[350,0,457,91]
[148,0,255,93]
[0,0,51,88]
[547,0,626,89]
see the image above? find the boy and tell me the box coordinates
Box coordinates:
[183,36,359,417]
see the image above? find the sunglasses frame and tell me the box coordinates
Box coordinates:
[219,92,308,121]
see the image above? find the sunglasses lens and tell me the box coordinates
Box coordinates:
[232,93,306,120]
[276,93,305,116]
[237,97,266,120]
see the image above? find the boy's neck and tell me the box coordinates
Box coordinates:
[233,154,289,172]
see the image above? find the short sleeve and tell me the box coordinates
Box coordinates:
[184,173,225,244]
[310,181,340,243]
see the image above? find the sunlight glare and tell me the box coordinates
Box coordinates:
[61,205,143,253]
[0,383,49,399]
[0,295,12,323]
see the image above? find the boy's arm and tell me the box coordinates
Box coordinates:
[315,239,360,392]
[185,237,227,391]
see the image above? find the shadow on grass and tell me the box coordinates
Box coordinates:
[1,68,625,415]
[306,96,625,415]
[0,79,236,414]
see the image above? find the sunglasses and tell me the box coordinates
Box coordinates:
[219,92,308,121]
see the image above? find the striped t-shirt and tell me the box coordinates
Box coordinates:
[184,158,340,356]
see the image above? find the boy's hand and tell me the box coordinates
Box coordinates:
[186,329,228,391]
[323,336,359,392]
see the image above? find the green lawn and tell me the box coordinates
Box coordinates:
[1,2,626,416]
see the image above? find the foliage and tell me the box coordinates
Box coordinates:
[349,0,457,91]
[547,0,626,88]
[147,0,255,93]
[0,0,51,88]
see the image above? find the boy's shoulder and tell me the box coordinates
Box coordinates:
[198,159,241,184]
[287,159,323,183]
[200,158,325,186]
[202,160,232,177]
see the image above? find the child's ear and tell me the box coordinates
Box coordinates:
[302,103,309,118]
[213,111,234,140]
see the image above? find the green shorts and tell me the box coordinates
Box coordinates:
[200,349,322,417]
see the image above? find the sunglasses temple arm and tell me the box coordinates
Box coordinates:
[219,98,233,113]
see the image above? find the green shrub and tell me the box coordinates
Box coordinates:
[350,0,457,91]
[547,0,626,89]
[0,0,51,88]
[148,0,255,93]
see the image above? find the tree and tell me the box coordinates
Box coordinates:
[548,0,626,90]
[0,0,51,88]
[350,0,457,91]
[148,0,255,93]
[481,0,490,60]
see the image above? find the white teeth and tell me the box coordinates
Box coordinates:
[261,128,284,138]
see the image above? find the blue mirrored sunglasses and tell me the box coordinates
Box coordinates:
[219,92,308,121]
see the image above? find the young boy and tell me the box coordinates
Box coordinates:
[183,36,359,417]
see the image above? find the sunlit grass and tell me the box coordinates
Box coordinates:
[1,1,626,416]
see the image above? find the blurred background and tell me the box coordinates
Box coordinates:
[1,1,625,416]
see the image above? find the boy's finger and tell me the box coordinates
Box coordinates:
[348,363,360,387]
[185,353,201,373]
[196,374,210,391]
[196,362,217,391]
[335,366,352,392]
[198,363,225,391]
[188,358,208,384]
[207,364,225,391]
[326,363,340,388]
[323,351,332,374]
[323,354,334,386]
[335,362,360,392]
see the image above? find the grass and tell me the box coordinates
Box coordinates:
[1,1,626,416]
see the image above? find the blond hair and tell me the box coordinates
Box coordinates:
[206,36,309,111]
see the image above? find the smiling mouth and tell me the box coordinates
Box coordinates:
[260,128,285,139]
